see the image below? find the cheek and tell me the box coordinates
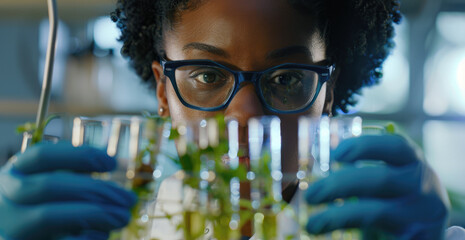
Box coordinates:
[165,80,219,127]
[165,80,191,127]
[308,83,327,116]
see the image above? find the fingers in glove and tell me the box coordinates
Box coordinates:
[306,199,397,235]
[13,142,116,174]
[305,163,420,204]
[332,135,419,166]
[15,203,131,240]
[4,172,136,207]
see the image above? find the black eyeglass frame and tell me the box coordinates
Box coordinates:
[160,58,335,114]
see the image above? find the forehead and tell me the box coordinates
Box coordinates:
[163,0,324,67]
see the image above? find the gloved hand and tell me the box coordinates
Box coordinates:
[305,134,449,240]
[0,142,136,240]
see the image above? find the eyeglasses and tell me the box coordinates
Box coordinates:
[160,58,334,114]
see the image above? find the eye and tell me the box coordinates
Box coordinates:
[190,68,226,84]
[269,71,303,86]
[195,72,219,83]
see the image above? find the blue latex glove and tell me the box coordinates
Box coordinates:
[305,135,449,240]
[0,142,136,240]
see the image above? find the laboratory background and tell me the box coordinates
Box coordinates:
[0,0,464,229]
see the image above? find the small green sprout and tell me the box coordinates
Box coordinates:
[385,122,396,134]
[16,114,58,145]
[167,114,287,240]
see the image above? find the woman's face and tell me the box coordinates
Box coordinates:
[153,0,333,174]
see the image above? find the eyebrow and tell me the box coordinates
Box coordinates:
[183,42,230,58]
[182,43,312,60]
[266,45,312,60]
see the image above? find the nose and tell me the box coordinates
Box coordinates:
[224,83,264,127]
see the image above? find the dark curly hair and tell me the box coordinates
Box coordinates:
[111,0,401,114]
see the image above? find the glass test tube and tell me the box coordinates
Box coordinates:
[297,116,319,240]
[177,118,241,240]
[71,117,110,148]
[298,116,363,240]
[248,116,282,240]
[107,116,167,240]
[228,119,241,239]
[175,120,207,240]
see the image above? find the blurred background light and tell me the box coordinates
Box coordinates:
[93,16,120,50]
[423,120,465,193]
[436,12,465,45]
[424,48,465,115]
[424,12,465,116]
[353,19,410,114]
[458,57,465,97]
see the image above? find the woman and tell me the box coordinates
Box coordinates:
[0,0,460,239]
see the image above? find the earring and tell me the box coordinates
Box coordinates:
[159,107,165,115]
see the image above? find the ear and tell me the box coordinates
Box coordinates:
[152,61,170,117]
[323,68,339,116]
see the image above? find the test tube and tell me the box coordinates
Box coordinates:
[107,116,168,240]
[298,116,363,240]
[248,116,282,240]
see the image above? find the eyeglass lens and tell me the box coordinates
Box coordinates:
[174,65,320,111]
